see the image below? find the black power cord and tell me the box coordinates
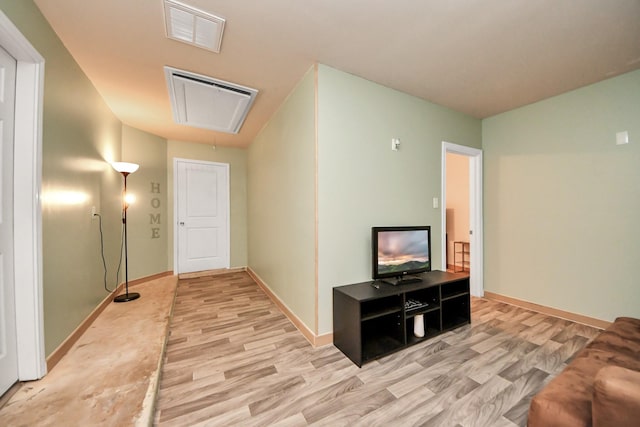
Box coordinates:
[95,213,124,293]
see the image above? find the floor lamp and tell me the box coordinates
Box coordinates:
[112,162,140,303]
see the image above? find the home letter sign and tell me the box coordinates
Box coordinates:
[150,181,161,239]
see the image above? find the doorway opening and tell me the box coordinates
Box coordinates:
[446,153,470,273]
[441,141,483,297]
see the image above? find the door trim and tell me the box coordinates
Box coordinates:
[0,11,46,379]
[441,141,484,297]
[172,158,230,274]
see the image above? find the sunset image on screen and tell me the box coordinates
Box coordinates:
[377,230,430,274]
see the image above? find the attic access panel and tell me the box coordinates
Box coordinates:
[164,66,258,134]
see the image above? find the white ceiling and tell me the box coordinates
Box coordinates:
[34,0,640,148]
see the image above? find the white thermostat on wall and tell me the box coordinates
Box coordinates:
[616,131,629,145]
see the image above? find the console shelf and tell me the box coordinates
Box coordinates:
[442,292,469,301]
[361,307,402,321]
[333,270,470,367]
[405,305,439,317]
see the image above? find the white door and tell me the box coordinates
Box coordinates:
[176,160,230,274]
[0,45,18,395]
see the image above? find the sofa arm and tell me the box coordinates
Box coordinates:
[593,366,640,427]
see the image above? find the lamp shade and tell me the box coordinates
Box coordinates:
[112,162,140,174]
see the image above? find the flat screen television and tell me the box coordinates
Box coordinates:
[372,226,431,285]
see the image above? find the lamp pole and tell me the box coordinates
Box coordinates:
[112,162,140,303]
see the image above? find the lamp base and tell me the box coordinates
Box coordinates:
[113,292,140,303]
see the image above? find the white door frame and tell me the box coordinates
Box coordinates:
[441,141,484,297]
[0,11,46,379]
[173,158,230,274]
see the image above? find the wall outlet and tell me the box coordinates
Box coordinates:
[91,206,97,217]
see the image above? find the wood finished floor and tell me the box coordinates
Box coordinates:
[154,272,601,426]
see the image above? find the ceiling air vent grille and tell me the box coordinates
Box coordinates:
[164,66,258,134]
[163,0,225,52]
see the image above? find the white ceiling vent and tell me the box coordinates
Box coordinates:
[163,0,225,52]
[164,66,258,134]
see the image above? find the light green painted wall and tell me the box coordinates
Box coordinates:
[166,140,248,270]
[483,70,640,321]
[317,65,482,334]
[122,125,168,280]
[0,1,124,355]
[247,67,316,330]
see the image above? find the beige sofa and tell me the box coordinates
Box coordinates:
[528,317,640,427]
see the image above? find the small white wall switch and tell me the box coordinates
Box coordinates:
[433,197,439,209]
[616,131,629,145]
[391,138,400,151]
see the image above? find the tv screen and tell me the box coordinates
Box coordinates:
[372,226,431,285]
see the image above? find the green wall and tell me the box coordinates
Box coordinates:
[166,140,248,270]
[0,1,124,355]
[1,0,249,357]
[247,67,316,330]
[317,65,482,334]
[246,64,481,336]
[483,70,640,321]
[9,0,636,356]
[122,125,168,280]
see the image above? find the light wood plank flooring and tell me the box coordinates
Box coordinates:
[154,272,600,426]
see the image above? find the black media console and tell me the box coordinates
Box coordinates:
[333,270,470,367]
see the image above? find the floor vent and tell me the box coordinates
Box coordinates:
[163,0,225,53]
[164,66,258,134]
